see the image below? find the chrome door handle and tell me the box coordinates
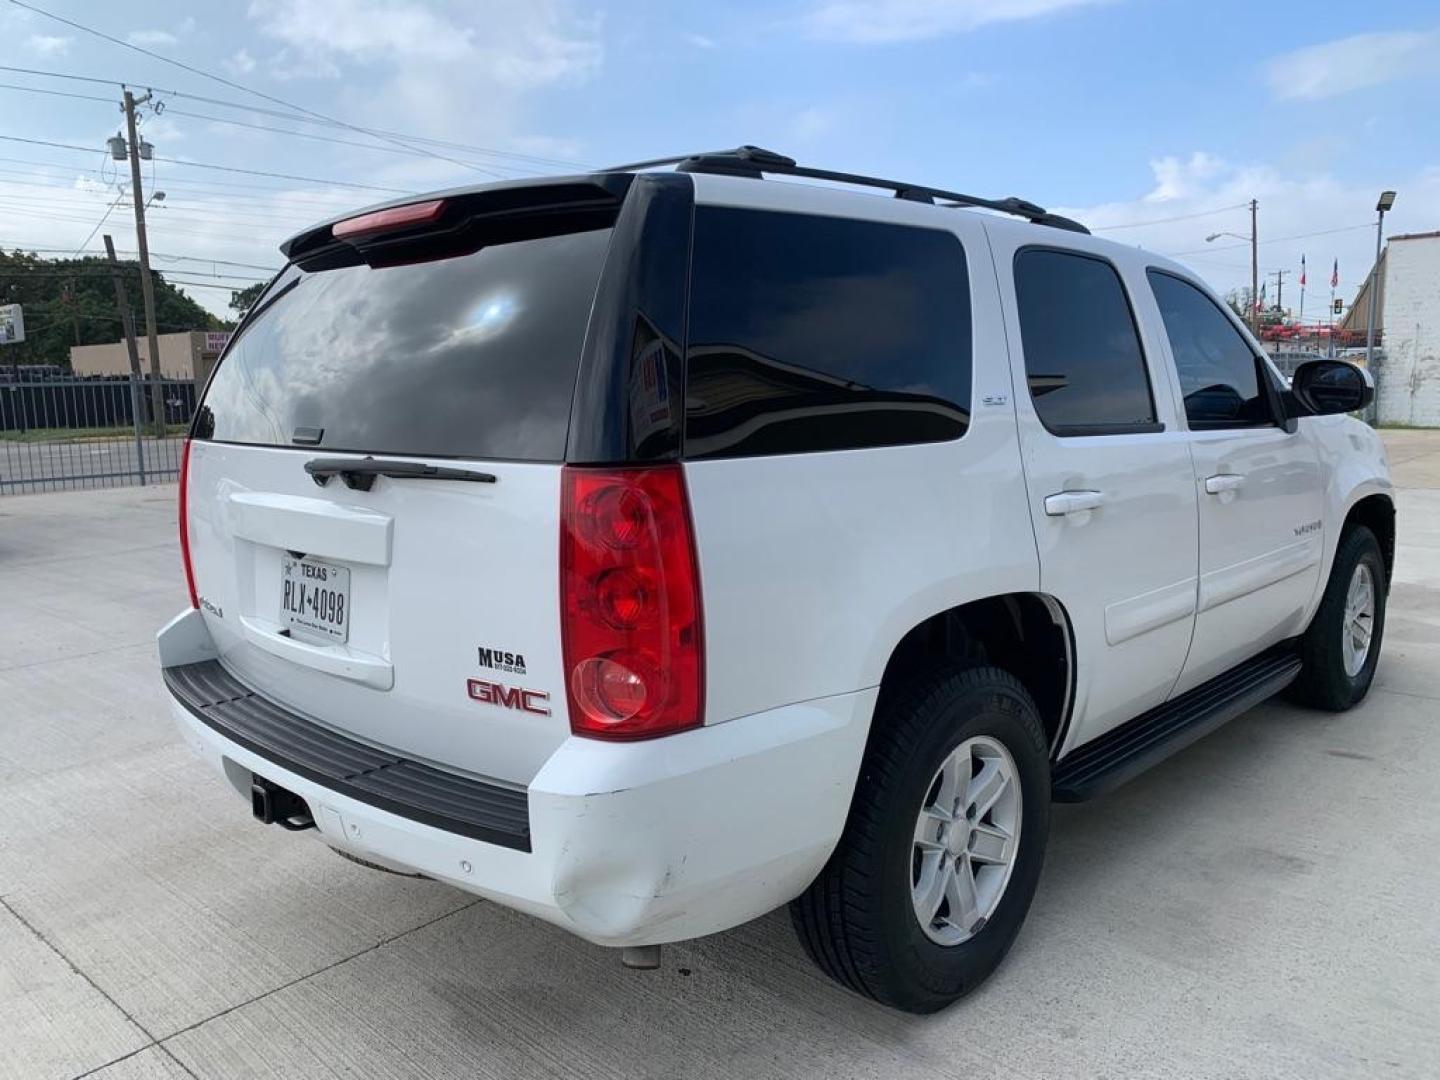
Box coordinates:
[1204,474,1246,495]
[1044,490,1104,516]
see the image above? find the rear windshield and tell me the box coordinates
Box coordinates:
[197,227,612,461]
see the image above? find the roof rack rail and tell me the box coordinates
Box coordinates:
[604,145,1089,234]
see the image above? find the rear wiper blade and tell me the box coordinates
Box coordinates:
[305,456,497,491]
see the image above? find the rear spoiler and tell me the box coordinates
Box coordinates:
[281,173,636,269]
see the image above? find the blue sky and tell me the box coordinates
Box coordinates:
[2,0,1437,316]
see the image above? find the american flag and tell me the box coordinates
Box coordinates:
[1299,255,1306,287]
[1331,259,1339,288]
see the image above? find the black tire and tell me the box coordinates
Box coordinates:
[1288,525,1387,711]
[790,665,1050,1013]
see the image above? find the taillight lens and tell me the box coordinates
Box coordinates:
[178,437,199,609]
[561,465,703,739]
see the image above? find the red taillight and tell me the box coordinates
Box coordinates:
[332,199,447,240]
[178,437,199,609]
[561,465,704,740]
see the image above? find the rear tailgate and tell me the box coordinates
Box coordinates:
[189,445,566,784]
[185,190,618,786]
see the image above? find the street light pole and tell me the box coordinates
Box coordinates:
[1366,190,1396,368]
[1206,201,1260,334]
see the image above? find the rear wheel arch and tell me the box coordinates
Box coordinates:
[873,593,1074,757]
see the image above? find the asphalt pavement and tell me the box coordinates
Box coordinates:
[2,431,1439,1080]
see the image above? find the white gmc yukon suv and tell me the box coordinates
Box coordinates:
[158,147,1394,1013]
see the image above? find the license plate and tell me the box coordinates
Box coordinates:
[280,556,351,644]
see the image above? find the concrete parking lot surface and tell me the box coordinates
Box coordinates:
[3,433,1439,1080]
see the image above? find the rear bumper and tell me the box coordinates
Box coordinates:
[159,609,874,946]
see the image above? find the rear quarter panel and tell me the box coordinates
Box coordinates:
[683,177,1039,725]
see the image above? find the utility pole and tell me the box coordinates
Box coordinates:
[122,88,165,437]
[103,233,147,485]
[1249,199,1259,335]
[1269,269,1289,317]
[62,282,80,344]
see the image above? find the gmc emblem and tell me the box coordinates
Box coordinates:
[467,678,551,717]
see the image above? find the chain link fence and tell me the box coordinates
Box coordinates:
[0,375,196,495]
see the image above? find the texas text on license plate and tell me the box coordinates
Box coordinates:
[280,556,350,644]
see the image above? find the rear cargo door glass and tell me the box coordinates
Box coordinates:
[198,226,613,461]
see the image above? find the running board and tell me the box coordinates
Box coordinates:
[1052,643,1302,802]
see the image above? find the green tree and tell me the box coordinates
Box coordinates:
[0,249,221,368]
[229,281,266,317]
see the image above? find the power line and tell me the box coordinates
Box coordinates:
[149,154,409,194]
[0,205,298,245]
[167,277,265,290]
[3,266,267,282]
[0,80,113,104]
[7,0,499,176]
[0,64,117,87]
[158,107,515,177]
[0,81,523,178]
[2,244,279,275]
[155,93,586,170]
[0,135,413,193]
[1,243,279,272]
[1090,203,1249,231]
[72,190,128,255]
[0,64,588,170]
[1164,223,1374,257]
[12,311,204,332]
[0,160,371,207]
[0,190,333,226]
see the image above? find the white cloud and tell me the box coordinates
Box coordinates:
[805,0,1110,43]
[1145,152,1225,203]
[247,0,601,89]
[1056,152,1440,311]
[683,32,717,49]
[127,28,180,47]
[244,0,602,145]
[138,115,187,145]
[506,132,585,163]
[226,48,258,74]
[1266,30,1439,101]
[25,33,71,56]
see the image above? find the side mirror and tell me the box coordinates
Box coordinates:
[1290,359,1373,417]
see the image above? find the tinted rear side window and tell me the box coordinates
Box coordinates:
[1146,270,1272,428]
[197,227,612,460]
[1013,248,1157,435]
[684,208,970,459]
